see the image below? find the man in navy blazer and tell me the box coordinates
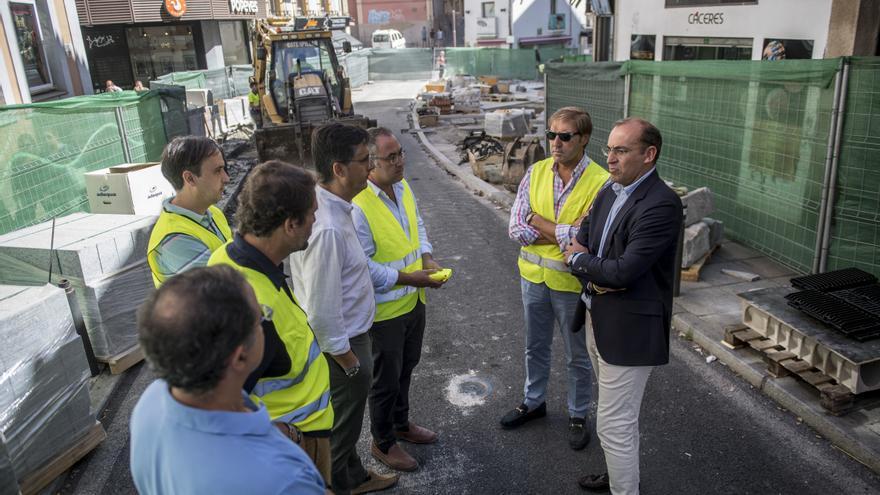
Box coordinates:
[564,118,683,494]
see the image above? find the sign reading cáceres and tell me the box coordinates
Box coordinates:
[688,11,724,25]
[230,0,258,15]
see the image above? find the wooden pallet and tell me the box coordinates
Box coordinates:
[19,422,106,495]
[681,245,717,282]
[98,344,144,375]
[722,325,855,415]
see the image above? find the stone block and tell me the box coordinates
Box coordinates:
[703,217,725,247]
[681,187,715,227]
[682,221,711,268]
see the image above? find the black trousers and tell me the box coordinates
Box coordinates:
[369,301,426,449]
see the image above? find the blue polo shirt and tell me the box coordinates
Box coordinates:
[130,380,325,495]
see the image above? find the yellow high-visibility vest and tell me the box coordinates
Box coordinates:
[147,204,232,287]
[208,242,333,432]
[518,157,609,293]
[352,179,425,322]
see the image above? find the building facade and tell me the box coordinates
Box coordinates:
[463,0,589,50]
[613,0,879,61]
[1,0,92,104]
[349,0,432,47]
[75,0,267,92]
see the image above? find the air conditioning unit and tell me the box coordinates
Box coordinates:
[476,17,497,37]
[548,13,566,32]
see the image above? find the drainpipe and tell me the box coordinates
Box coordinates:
[818,59,851,273]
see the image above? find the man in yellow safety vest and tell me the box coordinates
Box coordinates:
[147,136,231,287]
[351,127,445,473]
[207,161,334,486]
[501,107,609,451]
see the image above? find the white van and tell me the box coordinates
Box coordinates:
[372,29,406,49]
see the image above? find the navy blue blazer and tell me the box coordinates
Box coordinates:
[569,170,683,366]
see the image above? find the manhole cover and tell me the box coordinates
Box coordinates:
[445,374,492,408]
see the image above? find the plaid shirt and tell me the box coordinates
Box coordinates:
[508,153,592,250]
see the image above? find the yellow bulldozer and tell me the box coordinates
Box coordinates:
[252,8,375,165]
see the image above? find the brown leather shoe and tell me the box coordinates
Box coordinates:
[350,468,399,495]
[371,441,418,472]
[393,422,438,444]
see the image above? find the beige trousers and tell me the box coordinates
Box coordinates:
[586,324,654,495]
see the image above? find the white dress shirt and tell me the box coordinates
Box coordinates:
[289,185,376,355]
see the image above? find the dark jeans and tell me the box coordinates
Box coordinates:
[369,301,426,449]
[326,332,372,495]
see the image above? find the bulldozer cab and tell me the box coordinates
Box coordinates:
[269,40,340,120]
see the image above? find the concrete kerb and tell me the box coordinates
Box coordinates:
[410,104,513,209]
[673,311,880,475]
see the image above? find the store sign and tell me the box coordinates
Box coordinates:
[688,11,724,25]
[164,0,186,17]
[230,0,258,15]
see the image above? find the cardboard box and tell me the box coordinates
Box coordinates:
[85,163,174,215]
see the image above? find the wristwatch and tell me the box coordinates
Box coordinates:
[344,365,360,378]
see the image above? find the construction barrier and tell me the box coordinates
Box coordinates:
[545,57,879,276]
[0,92,167,236]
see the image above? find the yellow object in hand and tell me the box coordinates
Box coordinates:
[428,268,452,282]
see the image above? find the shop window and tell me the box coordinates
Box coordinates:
[663,37,752,61]
[762,39,814,60]
[126,25,197,82]
[220,21,250,66]
[10,2,52,92]
[630,35,655,60]
[481,2,495,18]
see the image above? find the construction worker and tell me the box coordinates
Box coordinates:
[207,160,334,486]
[248,82,262,128]
[147,136,231,287]
[352,128,444,473]
[501,106,609,451]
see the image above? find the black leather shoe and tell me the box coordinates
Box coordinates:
[500,402,546,429]
[568,417,590,450]
[578,472,610,492]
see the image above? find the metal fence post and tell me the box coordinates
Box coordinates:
[114,107,133,163]
[623,73,631,118]
[818,59,851,273]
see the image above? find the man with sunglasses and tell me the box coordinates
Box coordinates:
[503,107,609,451]
[351,128,445,473]
[207,161,334,487]
[148,136,232,287]
[290,123,399,495]
[565,118,683,494]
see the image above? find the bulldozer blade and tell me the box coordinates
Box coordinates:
[254,124,313,167]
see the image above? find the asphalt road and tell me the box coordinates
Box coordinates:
[59,82,880,495]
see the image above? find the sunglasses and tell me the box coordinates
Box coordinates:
[546,131,581,142]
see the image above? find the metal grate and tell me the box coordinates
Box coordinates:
[831,284,880,320]
[785,289,880,341]
[790,267,877,292]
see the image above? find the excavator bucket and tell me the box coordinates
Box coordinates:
[253,115,377,168]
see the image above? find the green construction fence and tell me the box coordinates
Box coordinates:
[0,91,167,235]
[545,57,879,276]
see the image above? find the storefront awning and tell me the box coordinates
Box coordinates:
[518,35,571,46]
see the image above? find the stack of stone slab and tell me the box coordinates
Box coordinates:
[0,213,156,360]
[0,284,95,489]
[484,109,529,139]
[680,187,725,268]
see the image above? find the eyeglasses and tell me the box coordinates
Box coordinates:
[260,304,274,324]
[602,146,635,158]
[546,131,581,142]
[372,150,406,163]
